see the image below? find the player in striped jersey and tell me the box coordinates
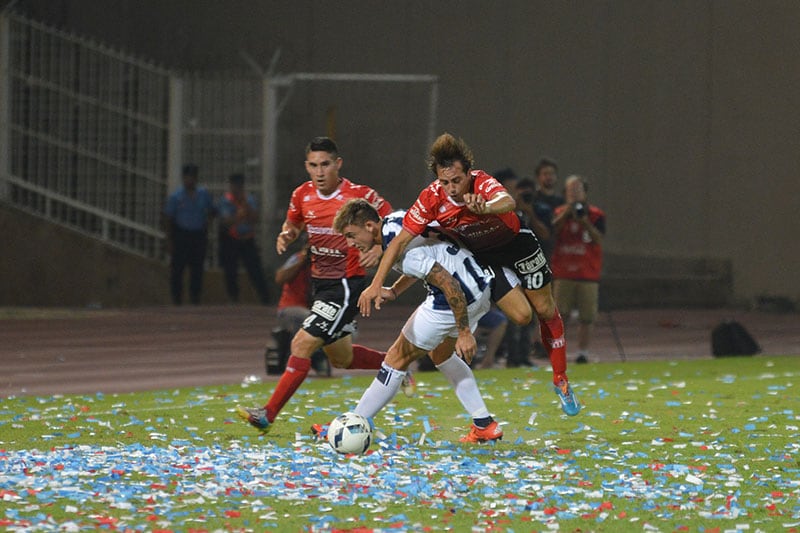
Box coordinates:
[329,199,509,443]
[359,133,580,416]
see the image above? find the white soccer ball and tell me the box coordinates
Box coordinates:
[327,412,372,455]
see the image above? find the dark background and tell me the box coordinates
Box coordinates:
[3,0,799,307]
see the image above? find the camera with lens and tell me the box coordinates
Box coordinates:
[573,202,586,218]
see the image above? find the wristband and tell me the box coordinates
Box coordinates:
[390,287,398,299]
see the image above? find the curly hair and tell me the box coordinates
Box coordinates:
[426,133,474,176]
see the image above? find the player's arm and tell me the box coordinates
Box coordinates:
[463,190,515,215]
[276,219,304,254]
[379,274,417,301]
[357,228,414,316]
[424,262,478,363]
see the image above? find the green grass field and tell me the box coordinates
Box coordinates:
[1,356,798,532]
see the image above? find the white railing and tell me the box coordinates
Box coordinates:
[0,13,172,260]
[0,13,438,270]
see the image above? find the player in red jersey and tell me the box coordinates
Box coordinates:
[359,133,580,416]
[237,137,399,432]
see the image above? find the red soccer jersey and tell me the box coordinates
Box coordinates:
[403,170,520,252]
[286,178,392,279]
[550,205,605,281]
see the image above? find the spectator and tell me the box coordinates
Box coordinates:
[551,175,606,364]
[491,170,534,367]
[515,176,555,362]
[533,158,564,211]
[163,163,215,305]
[516,177,553,256]
[217,173,270,305]
[273,243,329,376]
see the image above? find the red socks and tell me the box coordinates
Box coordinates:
[265,355,311,422]
[539,308,568,384]
[348,344,386,370]
[264,345,384,422]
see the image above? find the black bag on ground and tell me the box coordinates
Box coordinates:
[711,320,761,357]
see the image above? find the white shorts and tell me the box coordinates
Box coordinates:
[401,290,491,351]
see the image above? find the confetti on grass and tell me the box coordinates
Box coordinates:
[1,360,799,531]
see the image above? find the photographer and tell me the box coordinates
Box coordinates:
[551,175,606,363]
[516,177,553,257]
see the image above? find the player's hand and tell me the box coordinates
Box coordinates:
[359,244,382,268]
[358,284,384,316]
[454,330,478,364]
[463,193,486,214]
[379,287,396,302]
[276,228,298,254]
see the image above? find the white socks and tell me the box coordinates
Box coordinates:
[354,362,406,419]
[436,354,490,419]
[353,354,490,422]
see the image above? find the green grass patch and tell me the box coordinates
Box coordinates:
[1,356,798,531]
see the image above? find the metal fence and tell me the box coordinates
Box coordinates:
[0,14,172,259]
[0,13,438,271]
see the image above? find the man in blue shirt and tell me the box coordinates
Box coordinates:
[163,164,215,305]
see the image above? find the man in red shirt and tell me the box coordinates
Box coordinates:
[551,175,606,363]
[359,133,580,416]
[237,137,398,432]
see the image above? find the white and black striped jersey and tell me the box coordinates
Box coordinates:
[381,211,494,311]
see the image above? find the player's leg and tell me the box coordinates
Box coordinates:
[497,231,580,416]
[237,327,323,432]
[526,283,580,415]
[324,334,386,371]
[494,289,533,325]
[239,278,362,432]
[352,333,424,420]
[429,340,503,442]
[350,304,450,421]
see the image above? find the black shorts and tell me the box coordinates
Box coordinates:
[474,229,552,293]
[303,277,365,344]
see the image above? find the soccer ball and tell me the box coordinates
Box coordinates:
[327,412,372,455]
